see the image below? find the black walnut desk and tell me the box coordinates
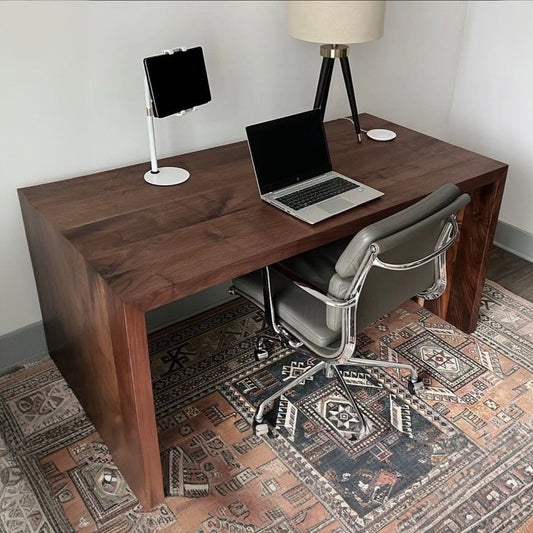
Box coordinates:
[18,115,508,508]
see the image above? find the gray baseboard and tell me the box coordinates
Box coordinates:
[493,221,533,263]
[0,282,236,374]
[0,321,49,371]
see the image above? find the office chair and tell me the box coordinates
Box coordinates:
[230,184,471,438]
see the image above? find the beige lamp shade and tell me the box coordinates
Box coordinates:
[287,1,385,45]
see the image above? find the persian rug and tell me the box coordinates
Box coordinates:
[0,279,532,533]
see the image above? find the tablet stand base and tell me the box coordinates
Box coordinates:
[144,167,190,186]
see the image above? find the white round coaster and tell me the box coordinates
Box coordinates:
[366,129,397,142]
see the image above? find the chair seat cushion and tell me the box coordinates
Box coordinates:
[232,269,340,348]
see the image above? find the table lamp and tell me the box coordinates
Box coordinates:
[287,1,385,142]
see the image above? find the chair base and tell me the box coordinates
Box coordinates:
[408,377,424,394]
[253,357,424,440]
[254,334,281,361]
[253,327,303,362]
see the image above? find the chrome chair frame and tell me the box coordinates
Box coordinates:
[231,213,460,438]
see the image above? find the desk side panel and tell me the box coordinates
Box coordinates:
[425,167,508,332]
[18,192,164,508]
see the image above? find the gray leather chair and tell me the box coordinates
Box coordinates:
[230,184,471,438]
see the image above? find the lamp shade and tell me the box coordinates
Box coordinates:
[287,1,385,45]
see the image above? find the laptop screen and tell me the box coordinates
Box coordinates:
[245,109,332,195]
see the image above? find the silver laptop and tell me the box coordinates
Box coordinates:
[245,109,383,224]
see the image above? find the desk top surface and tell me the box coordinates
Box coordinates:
[19,114,507,311]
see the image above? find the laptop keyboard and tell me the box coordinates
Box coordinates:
[277,176,359,211]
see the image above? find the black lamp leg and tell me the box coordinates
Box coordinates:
[313,56,335,119]
[339,55,362,142]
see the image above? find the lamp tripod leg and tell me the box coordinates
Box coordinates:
[339,56,362,142]
[313,57,335,119]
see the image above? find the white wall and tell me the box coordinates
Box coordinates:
[448,2,533,234]
[0,1,351,337]
[353,1,468,140]
[354,1,533,236]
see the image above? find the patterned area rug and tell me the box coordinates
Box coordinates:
[0,280,532,532]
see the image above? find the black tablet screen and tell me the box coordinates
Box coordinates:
[143,47,211,118]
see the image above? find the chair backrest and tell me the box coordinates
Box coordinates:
[326,184,471,332]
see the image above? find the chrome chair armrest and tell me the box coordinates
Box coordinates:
[271,263,350,308]
[372,215,459,271]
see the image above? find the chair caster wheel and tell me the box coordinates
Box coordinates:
[408,378,424,395]
[255,348,270,361]
[253,420,270,436]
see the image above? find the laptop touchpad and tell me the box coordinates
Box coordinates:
[319,197,354,214]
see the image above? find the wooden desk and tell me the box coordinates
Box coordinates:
[18,114,507,508]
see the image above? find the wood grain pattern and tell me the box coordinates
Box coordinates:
[18,114,508,508]
[441,177,507,331]
[20,116,507,314]
[18,194,164,508]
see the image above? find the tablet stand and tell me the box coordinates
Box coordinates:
[144,47,194,186]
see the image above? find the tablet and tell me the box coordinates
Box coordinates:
[143,47,211,118]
